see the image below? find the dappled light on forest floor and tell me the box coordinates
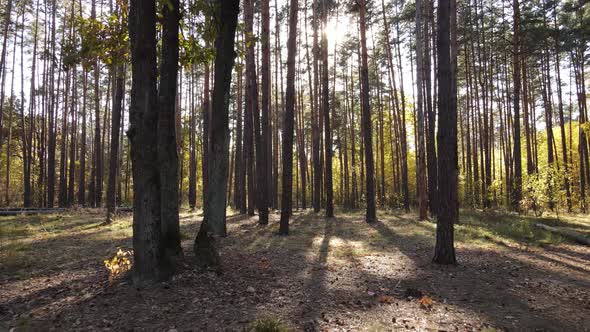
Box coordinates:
[1,209,589,331]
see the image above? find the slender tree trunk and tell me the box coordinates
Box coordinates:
[358,0,376,223]
[0,0,13,148]
[234,58,245,212]
[244,0,256,216]
[415,0,428,219]
[106,65,124,223]
[188,69,197,209]
[554,20,572,211]
[202,62,210,206]
[321,2,333,217]
[511,0,522,211]
[280,0,298,235]
[46,0,58,208]
[312,0,321,212]
[259,0,270,224]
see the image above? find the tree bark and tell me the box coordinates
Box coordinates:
[194,0,240,267]
[280,0,298,235]
[259,0,270,224]
[128,0,169,285]
[158,0,182,260]
[433,0,457,265]
[106,65,124,223]
[511,0,522,211]
[359,0,376,223]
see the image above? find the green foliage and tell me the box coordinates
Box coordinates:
[77,0,129,69]
[457,211,569,247]
[520,165,564,215]
[179,0,217,68]
[250,317,288,332]
[179,34,214,68]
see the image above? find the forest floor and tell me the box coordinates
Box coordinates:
[1,208,589,332]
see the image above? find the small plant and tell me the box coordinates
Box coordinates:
[104,248,133,283]
[250,317,288,332]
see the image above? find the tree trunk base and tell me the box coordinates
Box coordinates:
[193,228,220,270]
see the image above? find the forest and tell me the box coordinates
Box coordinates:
[0,0,589,330]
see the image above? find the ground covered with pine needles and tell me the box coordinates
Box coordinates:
[1,208,589,331]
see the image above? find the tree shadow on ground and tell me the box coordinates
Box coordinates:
[1,209,589,331]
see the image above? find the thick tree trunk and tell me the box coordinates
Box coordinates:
[158,0,182,260]
[194,0,240,267]
[433,0,457,265]
[128,0,169,285]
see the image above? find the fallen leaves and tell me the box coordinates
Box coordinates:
[258,257,270,270]
[378,295,395,304]
[103,248,133,284]
[419,295,434,310]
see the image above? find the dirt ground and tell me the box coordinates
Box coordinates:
[1,208,589,331]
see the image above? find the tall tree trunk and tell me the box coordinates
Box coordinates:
[259,0,270,224]
[234,58,245,213]
[280,0,298,235]
[511,0,522,211]
[359,0,376,223]
[194,0,240,266]
[92,0,102,208]
[415,0,428,219]
[47,0,58,208]
[312,0,321,212]
[0,0,13,149]
[158,0,182,260]
[433,0,457,265]
[244,0,256,216]
[202,62,210,206]
[128,0,169,285]
[321,2,333,217]
[79,70,88,206]
[554,13,572,211]
[106,65,124,223]
[424,0,438,215]
[188,69,197,209]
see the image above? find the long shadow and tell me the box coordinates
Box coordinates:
[3,209,588,331]
[298,217,333,330]
[366,218,588,331]
[406,216,590,278]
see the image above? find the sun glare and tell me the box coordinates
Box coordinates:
[325,15,353,47]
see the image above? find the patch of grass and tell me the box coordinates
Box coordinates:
[250,317,288,332]
[332,243,361,259]
[457,210,569,246]
[361,321,392,331]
